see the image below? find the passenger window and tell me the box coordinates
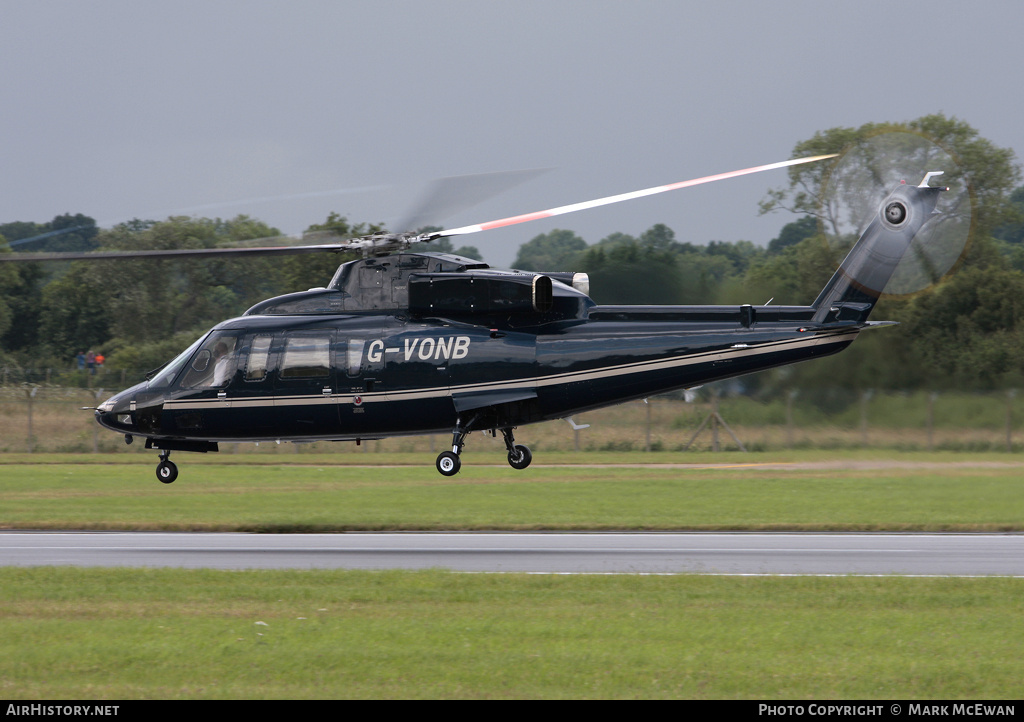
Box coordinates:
[281,336,331,378]
[245,336,272,381]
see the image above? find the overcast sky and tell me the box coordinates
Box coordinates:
[2,0,1022,267]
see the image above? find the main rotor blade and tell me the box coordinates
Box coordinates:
[433,155,838,238]
[0,155,837,264]
[394,168,550,234]
[0,242,347,263]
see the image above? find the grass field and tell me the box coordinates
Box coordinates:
[2,451,1024,531]
[2,451,1022,699]
[2,568,1022,699]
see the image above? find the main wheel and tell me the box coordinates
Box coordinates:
[156,460,178,484]
[436,451,461,476]
[507,444,532,470]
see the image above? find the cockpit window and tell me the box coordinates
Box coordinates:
[180,332,241,388]
[148,336,205,388]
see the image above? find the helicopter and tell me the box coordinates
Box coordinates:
[1,155,951,480]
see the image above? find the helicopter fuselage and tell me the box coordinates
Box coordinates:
[96,303,858,447]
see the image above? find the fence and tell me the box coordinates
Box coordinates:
[0,365,140,389]
[0,385,1021,455]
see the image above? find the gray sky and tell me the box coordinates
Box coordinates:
[2,0,1022,268]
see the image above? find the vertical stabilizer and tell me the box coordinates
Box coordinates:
[811,178,945,324]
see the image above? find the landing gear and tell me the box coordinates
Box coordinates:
[433,424,533,475]
[435,425,468,477]
[155,451,178,484]
[432,421,532,473]
[502,428,532,470]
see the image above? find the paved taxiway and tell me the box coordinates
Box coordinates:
[1,532,1022,575]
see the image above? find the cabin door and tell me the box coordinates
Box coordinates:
[273,330,341,439]
[335,327,388,435]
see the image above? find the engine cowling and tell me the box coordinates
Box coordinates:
[408,272,553,315]
[407,271,594,326]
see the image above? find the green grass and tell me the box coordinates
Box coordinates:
[1,452,1023,530]
[1,568,1021,699]
[2,452,1022,699]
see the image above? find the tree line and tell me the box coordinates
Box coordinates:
[1,114,1022,394]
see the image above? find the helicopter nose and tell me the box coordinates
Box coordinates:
[95,392,133,431]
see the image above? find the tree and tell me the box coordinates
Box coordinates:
[899,265,1024,388]
[0,214,100,355]
[737,235,837,307]
[767,216,818,255]
[511,229,587,271]
[1,214,98,254]
[451,245,483,261]
[0,237,20,341]
[37,263,111,359]
[37,215,290,359]
[761,114,1020,241]
[996,186,1024,245]
[577,240,684,304]
[751,114,1024,391]
[423,236,484,261]
[0,236,42,351]
[638,223,680,253]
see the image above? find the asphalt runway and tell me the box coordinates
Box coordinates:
[1,531,1022,575]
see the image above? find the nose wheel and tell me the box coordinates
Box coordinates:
[156,452,178,483]
[435,425,468,476]
[436,451,461,476]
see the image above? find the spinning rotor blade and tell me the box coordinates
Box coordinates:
[0,239,347,263]
[0,155,837,263]
[432,155,838,239]
[394,168,550,234]
[815,132,972,297]
[0,170,553,263]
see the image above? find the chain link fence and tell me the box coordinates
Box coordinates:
[1,382,1021,455]
[0,365,142,389]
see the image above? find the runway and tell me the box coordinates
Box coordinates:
[1,531,1022,576]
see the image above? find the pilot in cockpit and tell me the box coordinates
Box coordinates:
[210,342,232,387]
[181,335,238,389]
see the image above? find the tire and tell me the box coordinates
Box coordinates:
[508,444,532,470]
[436,451,461,476]
[156,460,178,484]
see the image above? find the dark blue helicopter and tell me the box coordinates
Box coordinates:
[4,157,949,480]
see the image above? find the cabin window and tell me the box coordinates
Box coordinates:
[346,339,365,377]
[245,336,272,381]
[281,336,331,378]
